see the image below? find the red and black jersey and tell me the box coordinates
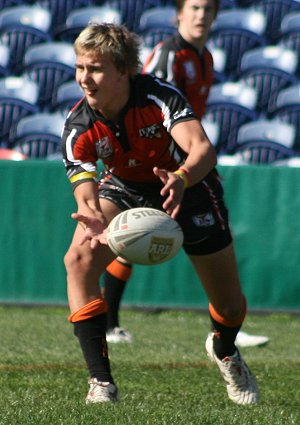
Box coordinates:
[143,33,214,119]
[61,73,197,190]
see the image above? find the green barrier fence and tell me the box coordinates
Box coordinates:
[1,160,299,311]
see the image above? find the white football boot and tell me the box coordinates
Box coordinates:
[235,331,269,348]
[106,327,133,343]
[86,378,119,404]
[206,332,259,405]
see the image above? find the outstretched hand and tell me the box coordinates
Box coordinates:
[71,213,108,249]
[153,166,185,218]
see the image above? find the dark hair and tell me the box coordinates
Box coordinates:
[176,0,220,17]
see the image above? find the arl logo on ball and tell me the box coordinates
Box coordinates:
[148,237,174,263]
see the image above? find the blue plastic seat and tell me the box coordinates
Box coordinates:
[106,0,175,32]
[138,6,177,48]
[204,81,258,153]
[208,8,267,79]
[0,5,51,74]
[255,0,300,43]
[271,83,300,151]
[0,0,26,8]
[240,45,299,115]
[0,44,10,77]
[201,118,220,148]
[233,119,297,164]
[13,112,66,159]
[279,11,300,72]
[220,0,237,8]
[208,45,228,83]
[0,76,39,147]
[54,6,122,43]
[22,41,76,110]
[38,0,94,36]
[52,80,84,117]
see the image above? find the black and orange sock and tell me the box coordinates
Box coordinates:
[104,259,133,331]
[70,299,113,383]
[209,297,246,360]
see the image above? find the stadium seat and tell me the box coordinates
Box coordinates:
[270,83,300,152]
[22,41,76,111]
[0,5,52,74]
[233,119,297,164]
[12,112,65,159]
[208,45,227,83]
[37,0,95,36]
[201,118,220,147]
[220,0,237,8]
[208,8,267,79]
[105,0,175,33]
[279,11,300,72]
[239,45,299,115]
[235,0,255,6]
[52,80,84,117]
[255,0,300,44]
[0,147,27,160]
[0,76,39,147]
[53,6,122,43]
[138,6,177,48]
[0,44,10,77]
[204,81,258,153]
[0,0,29,8]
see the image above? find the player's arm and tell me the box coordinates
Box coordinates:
[170,118,217,185]
[154,119,216,218]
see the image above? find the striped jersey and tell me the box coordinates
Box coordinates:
[61,73,197,190]
[143,33,214,119]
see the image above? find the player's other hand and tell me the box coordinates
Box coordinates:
[71,213,108,249]
[153,167,185,219]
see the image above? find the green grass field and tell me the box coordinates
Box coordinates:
[0,306,299,425]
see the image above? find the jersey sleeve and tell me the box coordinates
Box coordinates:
[61,113,99,191]
[144,74,197,132]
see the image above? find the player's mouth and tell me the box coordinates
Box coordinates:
[82,88,97,96]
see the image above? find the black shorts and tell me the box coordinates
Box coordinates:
[99,169,232,255]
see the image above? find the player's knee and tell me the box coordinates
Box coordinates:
[210,296,246,324]
[64,246,93,275]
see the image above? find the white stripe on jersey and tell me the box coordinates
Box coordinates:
[166,50,176,84]
[144,47,162,74]
[147,93,172,130]
[66,128,80,164]
[65,127,96,172]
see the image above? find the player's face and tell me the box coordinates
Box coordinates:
[178,0,216,47]
[75,50,129,118]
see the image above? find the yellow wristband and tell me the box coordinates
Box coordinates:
[174,170,189,188]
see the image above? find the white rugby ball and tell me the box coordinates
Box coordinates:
[107,207,183,265]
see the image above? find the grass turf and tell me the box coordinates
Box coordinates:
[0,306,299,425]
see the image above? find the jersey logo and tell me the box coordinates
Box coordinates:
[173,107,193,120]
[127,159,139,167]
[192,213,215,227]
[139,124,162,139]
[184,61,196,82]
[95,136,113,159]
[199,85,208,95]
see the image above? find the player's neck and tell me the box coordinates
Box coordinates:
[179,30,206,53]
[98,81,130,123]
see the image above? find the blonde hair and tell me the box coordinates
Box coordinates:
[74,23,141,76]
